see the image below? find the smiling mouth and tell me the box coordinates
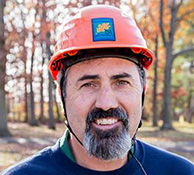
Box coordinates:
[92,117,121,130]
[95,118,118,125]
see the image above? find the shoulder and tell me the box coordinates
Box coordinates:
[136,140,194,175]
[1,146,53,175]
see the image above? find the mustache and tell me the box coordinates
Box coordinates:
[86,108,129,127]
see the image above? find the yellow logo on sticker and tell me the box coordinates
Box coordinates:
[97,23,111,33]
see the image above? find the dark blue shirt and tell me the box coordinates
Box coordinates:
[1,139,194,175]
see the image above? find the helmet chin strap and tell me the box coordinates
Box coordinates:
[138,89,145,129]
[60,74,83,146]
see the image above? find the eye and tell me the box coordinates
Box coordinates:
[80,82,95,88]
[116,80,130,86]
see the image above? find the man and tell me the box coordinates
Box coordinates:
[2,5,194,175]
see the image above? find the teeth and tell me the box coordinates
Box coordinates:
[96,118,118,125]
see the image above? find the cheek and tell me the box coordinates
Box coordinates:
[120,90,142,138]
[119,87,142,110]
[66,90,96,116]
[65,89,96,139]
[128,106,142,138]
[126,94,142,120]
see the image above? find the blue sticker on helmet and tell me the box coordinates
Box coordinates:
[92,18,115,42]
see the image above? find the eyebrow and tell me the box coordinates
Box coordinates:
[111,72,132,80]
[77,72,132,83]
[77,74,100,82]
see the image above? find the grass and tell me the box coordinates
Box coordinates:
[0,121,193,172]
[137,121,194,140]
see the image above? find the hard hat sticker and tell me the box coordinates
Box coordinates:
[92,18,115,42]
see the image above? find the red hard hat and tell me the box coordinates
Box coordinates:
[49,5,155,81]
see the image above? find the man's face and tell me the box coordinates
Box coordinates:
[65,58,142,160]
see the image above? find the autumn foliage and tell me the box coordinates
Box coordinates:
[0,0,194,135]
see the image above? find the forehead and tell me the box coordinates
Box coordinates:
[67,57,139,79]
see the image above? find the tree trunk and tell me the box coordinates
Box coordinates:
[48,72,55,129]
[29,77,37,125]
[161,47,173,130]
[39,45,45,123]
[46,32,55,129]
[187,84,194,123]
[29,38,37,126]
[152,35,158,127]
[0,83,10,136]
[159,0,184,130]
[54,86,61,123]
[55,100,61,123]
[39,69,45,123]
[18,0,29,123]
[24,55,29,123]
[23,30,28,123]
[39,0,46,123]
[0,0,10,137]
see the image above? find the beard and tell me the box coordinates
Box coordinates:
[83,108,131,161]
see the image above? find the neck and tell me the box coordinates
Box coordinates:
[69,135,128,171]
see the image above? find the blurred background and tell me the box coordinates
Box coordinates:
[0,0,194,171]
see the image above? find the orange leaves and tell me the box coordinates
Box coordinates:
[171,87,188,98]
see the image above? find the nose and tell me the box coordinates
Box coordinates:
[95,85,119,111]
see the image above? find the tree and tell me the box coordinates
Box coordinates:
[17,0,29,122]
[160,0,194,130]
[28,3,38,126]
[29,33,37,126]
[46,31,55,129]
[39,43,45,123]
[153,35,159,126]
[21,2,29,123]
[39,0,47,123]
[187,61,194,123]
[135,1,161,126]
[0,0,10,136]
